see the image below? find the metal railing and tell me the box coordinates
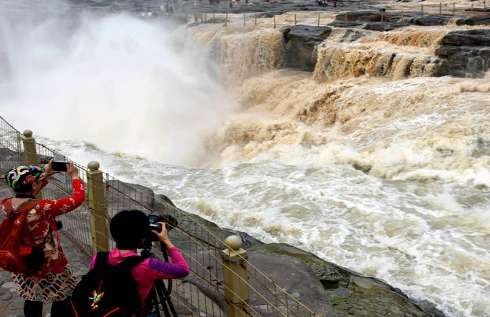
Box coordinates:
[417,1,488,15]
[0,119,22,173]
[186,0,489,28]
[0,115,320,317]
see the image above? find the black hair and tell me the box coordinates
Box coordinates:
[12,180,34,194]
[110,210,149,250]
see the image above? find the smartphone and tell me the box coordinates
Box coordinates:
[52,154,68,172]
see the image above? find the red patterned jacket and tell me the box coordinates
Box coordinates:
[0,178,85,278]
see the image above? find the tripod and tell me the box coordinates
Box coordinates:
[142,243,178,317]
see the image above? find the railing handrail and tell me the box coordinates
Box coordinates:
[0,115,21,134]
[185,1,488,28]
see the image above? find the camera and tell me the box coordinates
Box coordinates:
[148,213,178,241]
[51,154,69,172]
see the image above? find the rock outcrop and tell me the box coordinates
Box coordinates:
[249,243,446,317]
[435,29,490,77]
[274,18,489,79]
[331,10,490,28]
[281,25,332,71]
[456,11,490,25]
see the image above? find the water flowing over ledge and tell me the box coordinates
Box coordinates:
[1,5,489,316]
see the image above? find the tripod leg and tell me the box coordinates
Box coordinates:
[155,244,178,317]
[155,280,178,317]
[155,282,172,317]
[151,289,162,317]
[162,287,178,317]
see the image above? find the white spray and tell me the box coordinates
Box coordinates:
[0,2,235,166]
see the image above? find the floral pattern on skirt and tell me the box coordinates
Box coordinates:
[12,266,78,302]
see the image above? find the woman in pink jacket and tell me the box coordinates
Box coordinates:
[89,209,189,316]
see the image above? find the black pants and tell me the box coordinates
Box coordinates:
[24,299,70,317]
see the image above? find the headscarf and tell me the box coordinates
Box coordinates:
[4,165,45,193]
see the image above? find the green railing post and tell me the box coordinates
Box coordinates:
[222,235,250,317]
[87,161,109,252]
[21,130,38,165]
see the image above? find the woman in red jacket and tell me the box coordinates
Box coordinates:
[1,161,85,317]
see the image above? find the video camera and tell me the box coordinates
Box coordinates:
[147,212,178,242]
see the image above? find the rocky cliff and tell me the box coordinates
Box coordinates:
[279,24,490,79]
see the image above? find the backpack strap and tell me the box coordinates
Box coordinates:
[6,199,39,247]
[93,253,145,272]
[115,256,146,272]
[17,199,39,216]
[94,252,110,270]
[5,199,39,219]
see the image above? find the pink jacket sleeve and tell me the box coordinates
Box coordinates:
[146,247,190,279]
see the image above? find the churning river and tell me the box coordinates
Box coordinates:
[0,3,489,317]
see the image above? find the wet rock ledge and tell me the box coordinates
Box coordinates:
[280,24,490,78]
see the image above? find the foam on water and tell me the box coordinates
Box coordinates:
[45,139,490,317]
[215,71,490,187]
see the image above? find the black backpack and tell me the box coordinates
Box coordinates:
[70,252,146,317]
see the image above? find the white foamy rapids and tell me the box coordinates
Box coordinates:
[214,71,490,188]
[45,139,490,317]
[0,5,236,166]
